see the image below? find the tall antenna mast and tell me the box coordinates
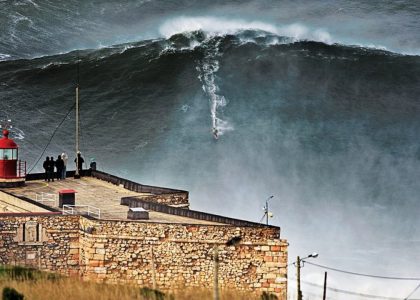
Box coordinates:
[74,55,80,179]
[260,195,274,225]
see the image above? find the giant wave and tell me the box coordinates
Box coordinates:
[1,26,420,297]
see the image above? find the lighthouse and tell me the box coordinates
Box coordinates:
[0,129,26,187]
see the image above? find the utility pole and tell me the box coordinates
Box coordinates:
[150,246,157,290]
[260,196,274,225]
[74,59,80,179]
[213,246,220,300]
[294,253,318,300]
[297,256,302,300]
[323,272,327,300]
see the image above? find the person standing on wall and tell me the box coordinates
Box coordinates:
[55,155,64,181]
[43,157,50,182]
[74,152,84,176]
[61,152,68,179]
[49,156,55,182]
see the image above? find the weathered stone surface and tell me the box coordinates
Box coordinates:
[0,215,287,300]
[0,215,80,275]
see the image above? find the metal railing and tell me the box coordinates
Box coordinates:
[62,205,101,219]
[17,160,26,178]
[121,196,280,229]
[35,192,57,205]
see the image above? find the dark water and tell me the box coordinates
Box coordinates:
[1,1,420,298]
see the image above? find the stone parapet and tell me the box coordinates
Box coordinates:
[91,170,190,207]
[121,193,189,208]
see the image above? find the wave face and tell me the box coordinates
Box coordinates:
[1,2,420,296]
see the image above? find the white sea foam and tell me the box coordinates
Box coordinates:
[13,0,39,7]
[159,16,419,55]
[160,16,277,38]
[11,12,34,26]
[180,104,190,112]
[363,44,388,52]
[11,128,25,140]
[0,53,11,61]
[196,38,234,138]
[27,0,39,8]
[159,16,333,44]
[134,141,148,150]
[9,12,34,44]
[40,61,70,69]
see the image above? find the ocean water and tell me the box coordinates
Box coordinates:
[1,1,420,298]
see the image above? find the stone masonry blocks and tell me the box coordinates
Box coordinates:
[0,215,287,299]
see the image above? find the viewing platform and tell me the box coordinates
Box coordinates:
[0,171,222,225]
[0,170,271,228]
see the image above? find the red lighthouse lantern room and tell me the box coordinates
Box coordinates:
[0,129,26,187]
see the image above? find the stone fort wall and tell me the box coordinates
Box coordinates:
[0,214,287,299]
[0,214,80,275]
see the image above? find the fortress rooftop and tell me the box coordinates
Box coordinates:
[0,170,286,298]
[0,170,275,229]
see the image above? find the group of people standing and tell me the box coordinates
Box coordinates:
[42,152,84,182]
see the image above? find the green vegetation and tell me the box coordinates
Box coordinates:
[139,287,171,300]
[261,291,278,300]
[0,265,270,300]
[0,266,59,282]
[2,287,24,300]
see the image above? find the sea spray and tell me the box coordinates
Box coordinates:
[159,16,332,45]
[196,37,233,137]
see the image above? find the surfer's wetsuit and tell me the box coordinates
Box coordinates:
[212,127,219,139]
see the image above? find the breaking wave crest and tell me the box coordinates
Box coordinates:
[0,53,11,61]
[160,16,333,44]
